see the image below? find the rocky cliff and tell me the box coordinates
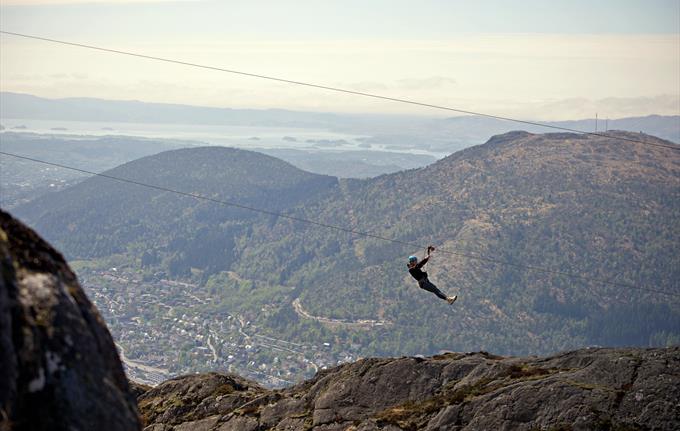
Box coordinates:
[0,209,141,430]
[137,347,679,431]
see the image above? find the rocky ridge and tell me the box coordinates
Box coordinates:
[137,346,679,431]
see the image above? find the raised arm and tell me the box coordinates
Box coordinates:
[417,245,435,268]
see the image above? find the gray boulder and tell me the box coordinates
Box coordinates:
[0,209,141,430]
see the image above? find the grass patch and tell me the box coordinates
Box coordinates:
[564,380,618,393]
[374,377,500,430]
[139,395,187,426]
[375,364,558,429]
[289,410,311,419]
[504,364,552,380]
[212,383,236,397]
[431,352,466,361]
[479,351,504,360]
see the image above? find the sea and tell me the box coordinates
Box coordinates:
[0,118,443,158]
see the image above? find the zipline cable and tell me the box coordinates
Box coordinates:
[1,30,679,152]
[2,150,678,299]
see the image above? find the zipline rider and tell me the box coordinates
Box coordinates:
[407,245,457,304]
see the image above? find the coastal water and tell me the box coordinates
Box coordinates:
[0,118,442,158]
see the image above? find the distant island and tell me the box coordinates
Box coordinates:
[305,138,350,147]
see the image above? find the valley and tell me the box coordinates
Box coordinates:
[75,260,360,388]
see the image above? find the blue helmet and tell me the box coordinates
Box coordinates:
[408,255,418,264]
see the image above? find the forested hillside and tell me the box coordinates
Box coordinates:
[12,131,680,364]
[270,130,680,356]
[14,146,338,274]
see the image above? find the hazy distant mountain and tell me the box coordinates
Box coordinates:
[12,131,679,364]
[0,91,347,128]
[3,92,678,151]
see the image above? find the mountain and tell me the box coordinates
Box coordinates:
[13,146,337,273]
[0,92,345,128]
[0,209,141,431]
[10,131,680,381]
[136,347,680,430]
[255,130,679,357]
[0,91,413,132]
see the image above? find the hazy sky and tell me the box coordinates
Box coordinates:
[1,0,679,120]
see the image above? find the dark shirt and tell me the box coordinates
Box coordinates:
[408,256,429,281]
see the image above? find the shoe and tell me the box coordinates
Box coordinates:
[447,295,457,304]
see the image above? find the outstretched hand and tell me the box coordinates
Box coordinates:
[427,245,436,255]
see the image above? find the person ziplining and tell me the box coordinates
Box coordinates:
[408,245,457,304]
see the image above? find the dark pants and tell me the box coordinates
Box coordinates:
[418,278,447,300]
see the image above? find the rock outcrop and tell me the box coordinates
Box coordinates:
[0,209,141,430]
[138,347,679,431]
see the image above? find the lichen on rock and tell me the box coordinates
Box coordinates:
[0,209,141,431]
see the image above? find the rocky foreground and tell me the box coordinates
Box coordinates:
[0,209,141,430]
[2,209,679,431]
[137,346,680,431]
